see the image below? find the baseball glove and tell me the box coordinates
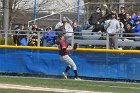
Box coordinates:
[73,43,78,50]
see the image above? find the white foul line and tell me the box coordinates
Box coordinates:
[0,83,110,93]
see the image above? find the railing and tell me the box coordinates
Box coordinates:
[0,30,140,49]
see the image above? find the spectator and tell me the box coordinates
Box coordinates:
[123,23,134,39]
[19,31,27,46]
[42,27,56,46]
[13,25,20,46]
[82,21,92,30]
[132,20,140,49]
[132,13,140,22]
[118,7,126,25]
[107,13,120,49]
[101,3,112,21]
[132,20,140,41]
[42,28,48,46]
[72,20,82,38]
[117,16,125,38]
[28,24,42,46]
[124,13,135,30]
[122,23,134,49]
[133,20,140,34]
[13,25,27,46]
[32,24,42,31]
[55,21,63,31]
[28,33,38,46]
[88,7,103,32]
[104,18,111,31]
[61,17,74,45]
[66,18,82,39]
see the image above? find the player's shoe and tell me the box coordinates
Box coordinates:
[74,77,81,80]
[62,72,67,79]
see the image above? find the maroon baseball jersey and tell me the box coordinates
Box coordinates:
[59,40,68,56]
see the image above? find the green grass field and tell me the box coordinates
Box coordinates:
[0,76,140,93]
[0,89,61,93]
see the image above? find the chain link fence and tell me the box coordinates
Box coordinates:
[0,2,140,49]
[27,2,140,27]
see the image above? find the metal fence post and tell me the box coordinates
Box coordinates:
[106,33,109,49]
[71,32,74,47]
[3,0,9,45]
[37,31,40,46]
[114,34,118,49]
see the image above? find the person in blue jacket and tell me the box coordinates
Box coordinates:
[132,20,140,41]
[133,20,140,34]
[42,27,56,46]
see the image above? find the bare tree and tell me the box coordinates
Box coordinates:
[1,0,52,29]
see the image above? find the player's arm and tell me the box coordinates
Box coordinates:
[65,43,78,51]
[62,46,73,51]
[67,47,74,51]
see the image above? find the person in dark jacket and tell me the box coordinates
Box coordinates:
[123,23,134,38]
[88,7,103,32]
[118,7,126,25]
[13,26,20,46]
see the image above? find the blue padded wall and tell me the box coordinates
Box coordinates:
[0,48,140,80]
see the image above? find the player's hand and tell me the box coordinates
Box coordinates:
[103,4,108,8]
[73,43,78,50]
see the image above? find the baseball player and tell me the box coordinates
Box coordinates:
[58,33,80,80]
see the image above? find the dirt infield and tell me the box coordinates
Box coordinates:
[0,83,110,93]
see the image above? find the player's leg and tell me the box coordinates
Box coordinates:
[61,55,79,79]
[64,66,71,73]
[62,66,70,79]
[61,56,70,79]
